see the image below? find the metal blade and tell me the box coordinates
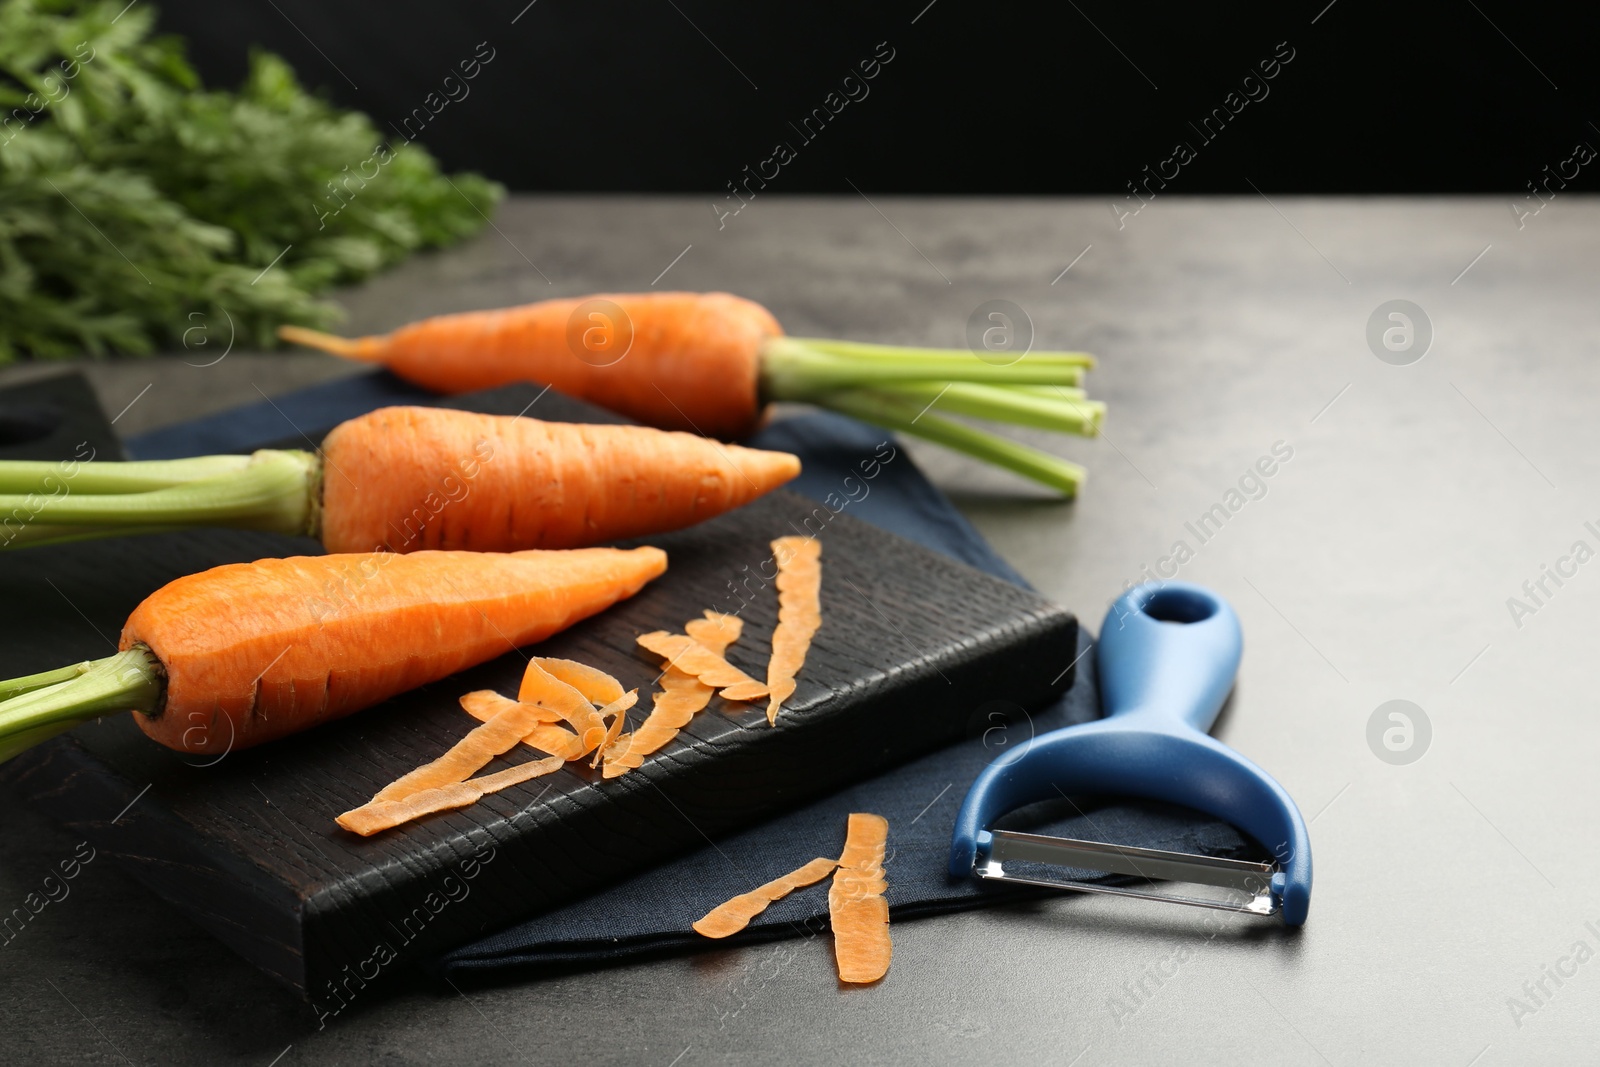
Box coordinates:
[977,830,1280,916]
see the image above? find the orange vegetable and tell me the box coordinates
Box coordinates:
[604,612,740,777]
[829,813,891,984]
[276,292,1104,501]
[765,536,822,725]
[282,292,780,440]
[121,546,666,753]
[637,631,768,701]
[319,406,800,552]
[0,405,800,555]
[692,857,840,938]
[336,754,567,837]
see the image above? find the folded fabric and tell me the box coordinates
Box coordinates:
[126,371,1258,979]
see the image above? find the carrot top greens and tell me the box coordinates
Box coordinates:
[0,0,502,359]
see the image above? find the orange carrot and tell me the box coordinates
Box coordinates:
[604,611,740,777]
[276,291,1105,497]
[283,292,780,439]
[0,406,800,555]
[318,407,800,553]
[830,813,891,984]
[637,631,768,701]
[765,537,822,725]
[0,546,665,760]
[693,857,840,938]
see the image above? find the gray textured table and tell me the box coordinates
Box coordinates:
[2,195,1596,1065]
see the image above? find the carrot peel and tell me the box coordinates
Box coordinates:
[637,631,768,700]
[371,690,557,803]
[603,611,740,777]
[337,754,565,836]
[459,690,585,759]
[765,536,822,725]
[519,659,607,750]
[829,812,891,984]
[692,857,840,939]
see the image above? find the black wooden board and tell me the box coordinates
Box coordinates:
[0,376,1078,1003]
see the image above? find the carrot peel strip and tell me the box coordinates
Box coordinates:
[692,857,840,938]
[829,812,891,984]
[604,611,741,777]
[519,659,605,745]
[371,693,556,803]
[337,754,564,836]
[534,657,626,707]
[590,689,638,768]
[766,536,822,726]
[637,631,768,699]
[460,690,589,758]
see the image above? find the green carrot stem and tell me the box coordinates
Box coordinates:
[0,661,94,703]
[0,647,163,764]
[788,337,1095,368]
[815,389,1085,497]
[0,720,85,765]
[0,454,254,495]
[1008,384,1088,400]
[761,338,1084,399]
[877,381,1105,436]
[0,450,318,550]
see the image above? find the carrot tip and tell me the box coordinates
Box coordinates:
[277,325,375,361]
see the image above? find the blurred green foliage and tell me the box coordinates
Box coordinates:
[0,0,503,360]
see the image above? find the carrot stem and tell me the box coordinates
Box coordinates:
[0,661,94,703]
[761,338,1086,397]
[788,337,1095,368]
[0,455,254,495]
[816,388,1086,497]
[0,450,319,551]
[875,381,1105,436]
[0,648,163,765]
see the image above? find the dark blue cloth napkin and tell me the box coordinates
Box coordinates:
[127,373,1257,978]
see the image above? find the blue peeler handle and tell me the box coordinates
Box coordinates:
[948,582,1313,925]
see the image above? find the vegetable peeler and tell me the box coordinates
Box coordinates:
[948,581,1312,924]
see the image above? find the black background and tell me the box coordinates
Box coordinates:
[158,0,1597,195]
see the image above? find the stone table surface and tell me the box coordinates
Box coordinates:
[1,195,1597,1065]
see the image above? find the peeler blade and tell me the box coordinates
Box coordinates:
[976,830,1281,917]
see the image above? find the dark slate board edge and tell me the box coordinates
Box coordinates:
[0,740,307,989]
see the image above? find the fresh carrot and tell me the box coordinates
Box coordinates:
[279,291,1105,496]
[285,292,779,440]
[0,406,798,553]
[0,546,667,761]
